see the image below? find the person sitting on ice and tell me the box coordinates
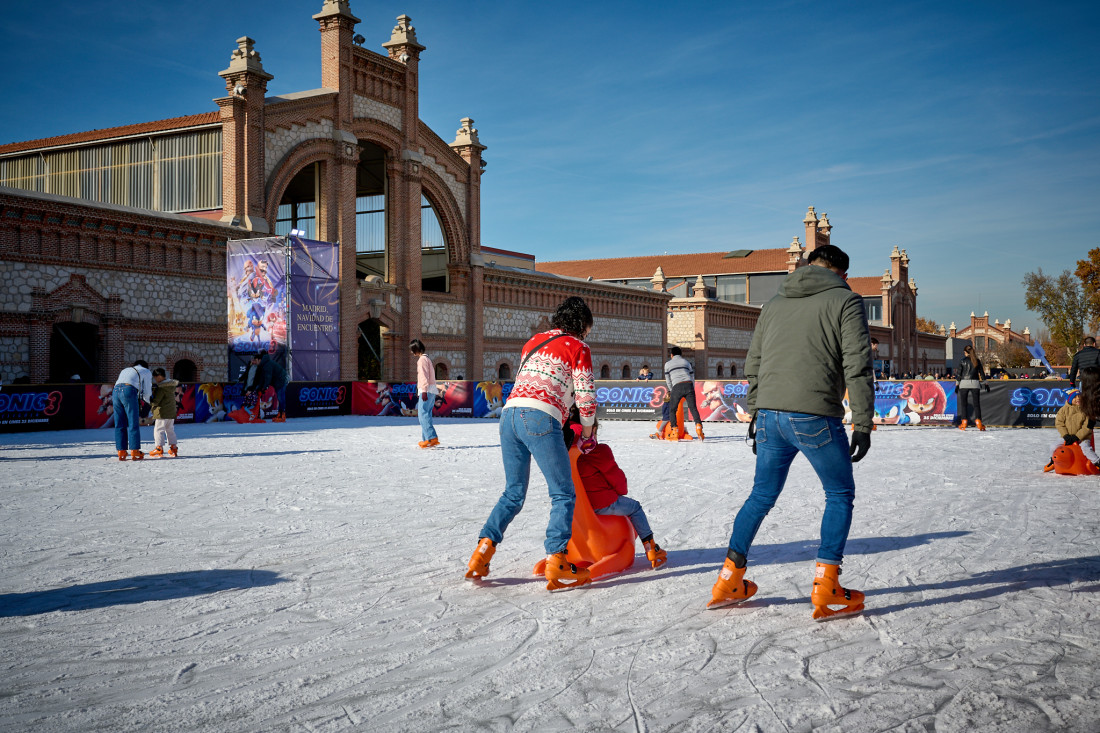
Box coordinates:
[564,407,667,569]
[1045,369,1100,472]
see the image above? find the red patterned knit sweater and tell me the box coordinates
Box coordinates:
[505,329,596,426]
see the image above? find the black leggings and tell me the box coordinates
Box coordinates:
[669,381,702,427]
[958,388,982,422]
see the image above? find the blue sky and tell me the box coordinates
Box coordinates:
[2,0,1097,336]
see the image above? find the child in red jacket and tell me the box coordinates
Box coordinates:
[565,412,667,569]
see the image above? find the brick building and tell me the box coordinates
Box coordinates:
[0,1,670,384]
[540,206,947,378]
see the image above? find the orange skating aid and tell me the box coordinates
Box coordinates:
[465,538,496,580]
[532,447,636,581]
[1051,443,1100,476]
[811,562,865,621]
[543,552,592,591]
[707,557,758,610]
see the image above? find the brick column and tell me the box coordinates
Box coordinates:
[314,0,359,126]
[333,145,359,380]
[29,288,49,383]
[217,37,273,233]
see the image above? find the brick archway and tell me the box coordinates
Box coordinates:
[420,172,468,266]
[264,138,338,230]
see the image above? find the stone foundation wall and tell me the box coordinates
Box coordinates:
[422,301,466,336]
[0,335,29,381]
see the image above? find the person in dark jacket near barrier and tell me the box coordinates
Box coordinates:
[252,352,289,423]
[707,244,873,621]
[1068,337,1100,386]
[664,346,704,440]
[955,344,986,430]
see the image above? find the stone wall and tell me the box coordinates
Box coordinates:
[419,145,466,217]
[589,316,661,346]
[431,350,467,379]
[353,95,402,129]
[124,341,226,382]
[0,261,223,322]
[707,325,753,352]
[0,336,29,381]
[483,350,515,379]
[484,306,552,340]
[422,300,466,336]
[264,118,335,179]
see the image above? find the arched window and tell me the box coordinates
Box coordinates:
[621,365,631,379]
[276,163,318,239]
[498,363,512,380]
[50,322,98,383]
[173,359,198,382]
[600,364,611,379]
[716,364,724,378]
[421,195,449,293]
[435,362,449,381]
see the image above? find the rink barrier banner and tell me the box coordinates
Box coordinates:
[0,384,85,432]
[0,379,1074,433]
[227,238,288,383]
[286,382,351,418]
[288,237,341,381]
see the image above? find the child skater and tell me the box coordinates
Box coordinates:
[149,368,179,458]
[565,408,667,569]
[410,339,439,449]
[1046,366,1100,471]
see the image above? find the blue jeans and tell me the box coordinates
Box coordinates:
[595,496,652,541]
[481,407,575,555]
[417,394,437,441]
[113,384,141,451]
[728,410,855,565]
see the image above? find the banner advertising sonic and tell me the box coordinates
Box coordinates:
[594,380,755,421]
[352,382,419,416]
[870,380,957,426]
[0,385,84,432]
[286,382,351,418]
[983,380,1068,427]
[288,236,340,381]
[227,238,288,383]
[473,381,511,418]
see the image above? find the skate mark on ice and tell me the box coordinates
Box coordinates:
[174,662,198,684]
[626,643,647,733]
[742,635,792,733]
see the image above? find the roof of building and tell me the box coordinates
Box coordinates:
[0,111,221,156]
[536,249,793,280]
[847,276,885,297]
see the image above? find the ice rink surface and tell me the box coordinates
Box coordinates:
[1,417,1098,732]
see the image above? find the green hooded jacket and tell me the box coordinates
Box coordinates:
[745,265,874,432]
[150,379,179,420]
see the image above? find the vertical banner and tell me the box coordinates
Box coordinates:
[288,236,341,381]
[227,238,288,383]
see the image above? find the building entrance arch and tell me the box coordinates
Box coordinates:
[358,318,383,380]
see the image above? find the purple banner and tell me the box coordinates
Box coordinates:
[227,238,288,382]
[288,236,341,381]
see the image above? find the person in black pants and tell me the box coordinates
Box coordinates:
[664,346,704,440]
[1068,336,1100,386]
[955,344,986,430]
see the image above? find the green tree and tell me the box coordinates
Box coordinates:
[1022,268,1090,358]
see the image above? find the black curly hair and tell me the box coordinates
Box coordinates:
[551,296,593,337]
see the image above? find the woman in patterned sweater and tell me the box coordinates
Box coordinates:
[466,297,598,591]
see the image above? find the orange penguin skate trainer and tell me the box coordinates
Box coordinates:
[707,553,758,609]
[811,562,865,621]
[465,538,496,580]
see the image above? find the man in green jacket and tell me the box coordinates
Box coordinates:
[707,244,874,620]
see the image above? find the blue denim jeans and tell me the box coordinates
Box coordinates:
[417,394,437,441]
[595,496,652,541]
[113,384,141,451]
[481,407,575,555]
[728,410,855,565]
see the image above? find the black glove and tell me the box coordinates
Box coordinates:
[1064,435,1079,445]
[747,412,757,455]
[850,430,871,463]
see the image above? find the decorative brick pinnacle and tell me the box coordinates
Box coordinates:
[312,0,361,25]
[382,14,425,55]
[219,37,273,81]
[693,274,707,297]
[803,205,817,224]
[787,236,802,254]
[451,118,486,151]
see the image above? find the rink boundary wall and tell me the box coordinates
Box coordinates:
[0,379,1072,433]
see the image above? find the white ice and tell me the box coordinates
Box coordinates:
[1,418,1098,732]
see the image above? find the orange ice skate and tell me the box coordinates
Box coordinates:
[169,444,178,457]
[130,449,144,461]
[643,538,667,570]
[148,446,164,458]
[707,555,758,609]
[543,552,591,591]
[117,450,128,461]
[465,538,496,580]
[811,562,865,621]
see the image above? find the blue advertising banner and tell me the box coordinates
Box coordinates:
[288,236,341,381]
[227,238,288,382]
[287,382,351,418]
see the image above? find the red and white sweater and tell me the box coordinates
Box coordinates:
[505,329,596,426]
